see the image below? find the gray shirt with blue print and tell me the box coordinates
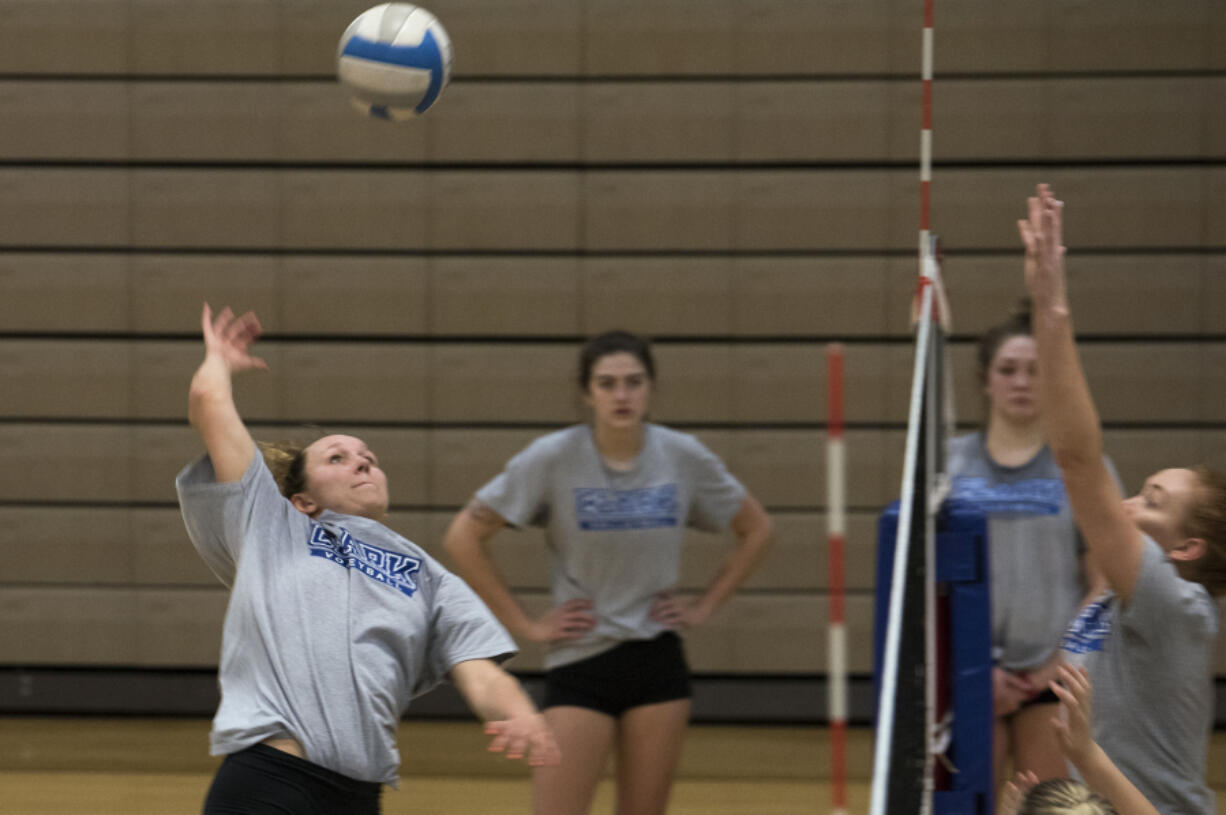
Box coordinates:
[1063,538,1217,815]
[947,433,1115,672]
[475,423,747,670]
[176,452,515,786]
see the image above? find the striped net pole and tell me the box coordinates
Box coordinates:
[920,5,940,815]
[826,343,847,815]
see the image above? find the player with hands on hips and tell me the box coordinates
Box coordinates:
[445,330,774,815]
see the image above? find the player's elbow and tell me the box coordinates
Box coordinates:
[1051,442,1100,477]
[443,516,481,564]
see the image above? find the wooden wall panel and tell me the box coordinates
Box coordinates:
[429,0,584,76]
[130,171,281,248]
[128,0,280,76]
[0,0,129,73]
[582,258,734,336]
[0,0,1218,79]
[4,77,1220,164]
[584,84,736,162]
[131,83,282,161]
[429,84,581,163]
[0,168,1219,252]
[0,82,129,160]
[9,340,1220,427]
[0,170,128,247]
[431,257,580,336]
[429,344,577,423]
[281,171,429,250]
[0,256,131,332]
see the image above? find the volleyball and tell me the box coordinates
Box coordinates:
[336,3,453,121]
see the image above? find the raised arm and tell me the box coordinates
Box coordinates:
[187,304,269,483]
[1019,186,1145,603]
[653,494,774,628]
[449,658,559,766]
[443,499,596,643]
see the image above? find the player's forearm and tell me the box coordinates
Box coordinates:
[453,660,536,723]
[1070,744,1160,815]
[444,529,537,638]
[188,352,255,481]
[1033,304,1103,474]
[695,514,773,618]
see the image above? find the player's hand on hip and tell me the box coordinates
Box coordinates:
[650,591,708,629]
[993,666,1033,717]
[527,598,596,643]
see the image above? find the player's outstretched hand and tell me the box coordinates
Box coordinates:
[201,303,268,375]
[1050,663,1094,765]
[484,713,561,767]
[997,770,1039,815]
[1017,183,1068,313]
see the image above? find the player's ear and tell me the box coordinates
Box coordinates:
[1169,537,1207,562]
[290,493,318,517]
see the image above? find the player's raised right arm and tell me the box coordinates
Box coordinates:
[188,304,268,483]
[1019,186,1144,604]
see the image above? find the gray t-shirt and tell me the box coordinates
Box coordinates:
[176,452,516,786]
[948,433,1105,671]
[476,423,747,669]
[1063,539,1217,815]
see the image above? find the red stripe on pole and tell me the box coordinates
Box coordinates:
[832,719,848,808]
[922,81,933,129]
[827,344,844,438]
[924,0,933,29]
[829,534,846,622]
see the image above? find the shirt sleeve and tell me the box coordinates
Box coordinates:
[418,567,518,697]
[174,450,293,586]
[682,435,747,533]
[1118,538,1218,657]
[473,437,554,528]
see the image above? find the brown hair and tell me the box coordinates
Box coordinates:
[1184,465,1226,596]
[578,330,656,391]
[1018,778,1118,815]
[257,440,310,499]
[976,298,1032,388]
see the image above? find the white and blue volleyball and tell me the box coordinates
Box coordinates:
[337,3,452,120]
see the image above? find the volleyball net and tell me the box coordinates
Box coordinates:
[868,243,993,815]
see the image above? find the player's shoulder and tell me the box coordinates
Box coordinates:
[946,432,982,458]
[518,425,589,460]
[647,424,715,458]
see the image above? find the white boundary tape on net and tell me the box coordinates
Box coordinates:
[868,279,935,815]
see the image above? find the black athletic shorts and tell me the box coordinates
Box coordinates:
[543,631,692,718]
[203,743,382,815]
[1019,688,1060,709]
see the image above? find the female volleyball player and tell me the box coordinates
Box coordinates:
[177,304,558,814]
[443,330,774,815]
[948,303,1117,787]
[1020,184,1225,815]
